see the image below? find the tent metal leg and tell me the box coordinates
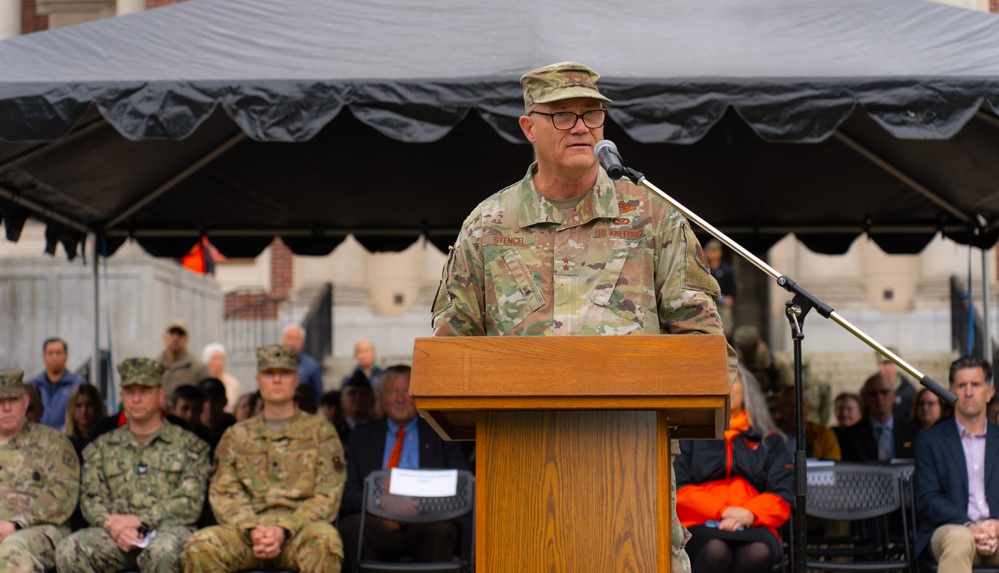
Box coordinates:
[93,233,101,398]
[984,246,992,361]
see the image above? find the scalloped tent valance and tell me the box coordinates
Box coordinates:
[1,0,998,259]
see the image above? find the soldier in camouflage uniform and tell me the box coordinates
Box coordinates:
[56,358,210,573]
[431,62,739,573]
[180,344,345,573]
[0,369,79,573]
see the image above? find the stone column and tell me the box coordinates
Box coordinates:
[0,0,21,39]
[116,0,144,16]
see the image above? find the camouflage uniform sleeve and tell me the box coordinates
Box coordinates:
[276,423,345,536]
[80,439,112,527]
[432,210,486,336]
[655,209,739,384]
[138,433,210,528]
[209,427,259,528]
[13,431,79,528]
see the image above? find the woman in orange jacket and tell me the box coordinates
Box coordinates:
[675,365,793,573]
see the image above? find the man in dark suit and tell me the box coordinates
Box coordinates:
[339,365,469,571]
[915,356,999,571]
[839,372,919,462]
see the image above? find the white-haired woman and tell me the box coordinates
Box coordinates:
[202,342,241,413]
[675,365,793,573]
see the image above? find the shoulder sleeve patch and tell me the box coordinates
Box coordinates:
[682,223,721,297]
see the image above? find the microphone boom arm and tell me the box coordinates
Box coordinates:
[620,162,955,406]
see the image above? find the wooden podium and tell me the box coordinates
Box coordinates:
[410,335,730,573]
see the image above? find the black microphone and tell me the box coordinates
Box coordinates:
[594,140,625,180]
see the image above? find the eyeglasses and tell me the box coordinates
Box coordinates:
[529,109,606,130]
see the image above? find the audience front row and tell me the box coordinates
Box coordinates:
[7,348,999,573]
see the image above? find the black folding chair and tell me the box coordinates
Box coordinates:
[356,469,475,573]
[804,464,914,572]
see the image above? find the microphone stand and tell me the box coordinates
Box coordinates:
[602,148,957,573]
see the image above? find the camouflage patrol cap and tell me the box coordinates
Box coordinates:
[257,344,298,372]
[733,325,761,347]
[0,369,26,398]
[520,61,612,110]
[117,357,166,387]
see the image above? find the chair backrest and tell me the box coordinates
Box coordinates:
[805,464,903,521]
[362,469,475,524]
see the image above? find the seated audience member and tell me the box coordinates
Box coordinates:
[56,358,209,573]
[838,373,919,462]
[988,396,999,426]
[295,384,318,414]
[339,365,471,571]
[169,384,204,429]
[340,371,375,443]
[24,383,44,423]
[233,392,254,422]
[64,383,103,459]
[832,391,863,446]
[320,390,343,427]
[914,356,999,572]
[676,366,793,573]
[320,390,349,453]
[27,337,86,430]
[775,386,841,461]
[158,319,210,399]
[911,386,949,430]
[181,345,345,573]
[198,378,236,452]
[0,369,80,572]
[201,342,241,413]
[63,383,104,531]
[833,392,863,428]
[732,326,792,398]
[340,339,383,389]
[283,323,324,400]
[872,348,917,423]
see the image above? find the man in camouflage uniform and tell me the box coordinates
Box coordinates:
[56,358,210,573]
[0,369,79,573]
[181,344,345,573]
[431,62,738,573]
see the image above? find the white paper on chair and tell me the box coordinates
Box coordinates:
[388,469,458,497]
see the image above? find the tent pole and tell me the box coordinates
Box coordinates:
[984,246,992,361]
[103,131,247,231]
[976,111,999,130]
[0,118,107,175]
[0,185,91,234]
[832,130,970,223]
[92,233,101,398]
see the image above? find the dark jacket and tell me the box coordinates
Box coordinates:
[838,414,919,462]
[675,427,794,538]
[914,418,999,556]
[341,417,469,516]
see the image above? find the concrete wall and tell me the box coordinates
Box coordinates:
[0,253,222,379]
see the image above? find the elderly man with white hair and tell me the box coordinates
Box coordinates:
[201,343,241,413]
[282,324,324,401]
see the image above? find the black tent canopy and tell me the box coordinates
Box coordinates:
[1,0,998,258]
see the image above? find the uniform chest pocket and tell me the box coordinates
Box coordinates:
[103,458,131,492]
[234,452,268,495]
[148,453,186,490]
[587,239,649,332]
[270,446,318,499]
[483,247,544,335]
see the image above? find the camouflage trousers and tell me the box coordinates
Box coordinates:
[55,525,192,573]
[180,521,343,573]
[672,450,692,573]
[0,524,68,573]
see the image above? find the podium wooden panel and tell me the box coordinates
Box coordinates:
[410,335,729,573]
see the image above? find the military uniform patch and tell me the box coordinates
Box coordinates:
[333,456,345,473]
